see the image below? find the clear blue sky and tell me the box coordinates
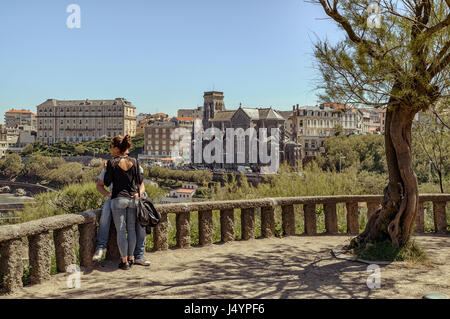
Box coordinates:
[0,0,342,122]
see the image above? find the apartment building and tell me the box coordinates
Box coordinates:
[0,125,35,156]
[136,113,169,135]
[142,116,194,164]
[4,109,37,130]
[289,104,344,157]
[177,106,203,119]
[359,107,385,134]
[36,98,136,144]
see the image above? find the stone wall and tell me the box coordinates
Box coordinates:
[0,194,449,295]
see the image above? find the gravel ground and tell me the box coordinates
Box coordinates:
[2,234,449,299]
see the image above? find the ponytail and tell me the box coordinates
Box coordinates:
[110,134,132,154]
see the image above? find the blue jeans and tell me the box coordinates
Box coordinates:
[96,199,112,250]
[134,222,147,259]
[111,197,137,258]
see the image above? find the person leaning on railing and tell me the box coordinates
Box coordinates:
[93,158,148,266]
[100,135,149,270]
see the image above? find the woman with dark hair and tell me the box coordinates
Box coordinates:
[103,135,145,270]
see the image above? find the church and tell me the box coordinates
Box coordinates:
[195,91,302,172]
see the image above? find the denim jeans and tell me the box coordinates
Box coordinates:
[111,197,138,258]
[96,199,112,250]
[134,222,147,259]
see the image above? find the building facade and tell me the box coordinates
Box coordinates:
[178,106,203,119]
[4,109,37,129]
[142,116,194,164]
[198,91,299,171]
[136,113,169,135]
[36,98,136,144]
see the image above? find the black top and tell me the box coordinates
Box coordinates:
[103,156,143,199]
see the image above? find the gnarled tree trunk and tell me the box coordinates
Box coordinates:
[348,103,419,248]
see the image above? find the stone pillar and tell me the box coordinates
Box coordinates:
[261,206,275,238]
[346,202,359,234]
[433,201,447,233]
[199,210,213,246]
[241,208,255,240]
[176,212,190,248]
[154,213,168,251]
[323,203,338,234]
[105,221,120,260]
[78,221,96,268]
[220,209,235,242]
[53,226,76,273]
[414,201,425,233]
[0,238,23,294]
[303,204,317,235]
[28,232,52,284]
[281,205,295,236]
[367,202,380,220]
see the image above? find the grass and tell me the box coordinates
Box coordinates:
[353,239,428,263]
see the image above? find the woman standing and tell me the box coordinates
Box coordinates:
[103,135,145,270]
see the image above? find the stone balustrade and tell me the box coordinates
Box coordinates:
[0,194,449,294]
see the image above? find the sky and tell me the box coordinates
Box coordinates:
[0,0,343,122]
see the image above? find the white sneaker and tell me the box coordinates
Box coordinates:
[92,248,106,262]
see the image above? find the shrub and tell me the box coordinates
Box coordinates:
[0,153,24,179]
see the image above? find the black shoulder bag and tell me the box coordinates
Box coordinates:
[133,159,161,231]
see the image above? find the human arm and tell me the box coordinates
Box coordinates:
[96,179,112,198]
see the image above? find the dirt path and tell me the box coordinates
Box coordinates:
[3,234,450,299]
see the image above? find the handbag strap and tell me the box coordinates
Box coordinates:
[132,157,141,198]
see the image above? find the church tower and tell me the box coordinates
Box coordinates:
[202,91,225,128]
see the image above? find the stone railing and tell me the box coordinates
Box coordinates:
[0,194,449,294]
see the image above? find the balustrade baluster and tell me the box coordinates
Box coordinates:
[53,226,76,272]
[29,231,52,284]
[241,208,255,240]
[281,205,295,236]
[199,210,213,246]
[433,201,447,233]
[78,221,96,268]
[414,202,425,233]
[324,203,338,234]
[176,212,190,248]
[153,213,168,251]
[261,206,275,238]
[220,209,235,242]
[346,202,359,234]
[304,204,317,235]
[0,238,23,293]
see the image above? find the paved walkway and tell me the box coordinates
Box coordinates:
[3,235,450,299]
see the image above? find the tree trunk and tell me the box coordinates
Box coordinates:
[348,104,419,248]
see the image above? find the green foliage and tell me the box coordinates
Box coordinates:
[146,166,212,186]
[144,183,166,203]
[0,153,24,179]
[315,134,386,173]
[20,134,144,157]
[18,182,106,222]
[412,109,450,192]
[45,162,84,185]
[313,0,449,111]
[353,239,428,263]
[212,162,387,201]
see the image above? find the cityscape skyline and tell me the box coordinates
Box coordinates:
[0,0,343,124]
